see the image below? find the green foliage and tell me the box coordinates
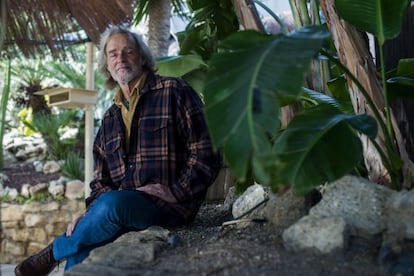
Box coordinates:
[31,191,50,202]
[0,57,11,169]
[25,110,80,160]
[202,0,412,193]
[334,0,412,188]
[272,104,376,194]
[155,0,240,95]
[0,193,10,203]
[14,195,27,204]
[133,0,189,24]
[204,26,330,184]
[386,58,414,102]
[335,0,411,45]
[62,151,85,180]
[42,45,114,119]
[156,55,208,94]
[178,0,239,61]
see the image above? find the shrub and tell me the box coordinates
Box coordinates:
[62,151,84,180]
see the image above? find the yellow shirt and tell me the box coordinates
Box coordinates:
[113,71,148,152]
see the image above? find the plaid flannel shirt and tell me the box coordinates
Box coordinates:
[85,72,222,223]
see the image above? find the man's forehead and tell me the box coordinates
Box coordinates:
[106,34,136,51]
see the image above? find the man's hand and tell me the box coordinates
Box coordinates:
[66,214,84,236]
[137,184,177,203]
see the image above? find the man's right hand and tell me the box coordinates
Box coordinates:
[66,214,84,236]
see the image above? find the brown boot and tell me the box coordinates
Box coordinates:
[15,243,58,276]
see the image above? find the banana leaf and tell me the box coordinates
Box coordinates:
[204,26,330,180]
[273,104,377,194]
[335,0,411,45]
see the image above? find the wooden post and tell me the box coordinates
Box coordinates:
[84,42,95,197]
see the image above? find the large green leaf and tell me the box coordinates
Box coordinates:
[386,58,414,102]
[204,26,329,180]
[156,55,207,77]
[335,0,411,45]
[156,55,208,95]
[272,104,377,194]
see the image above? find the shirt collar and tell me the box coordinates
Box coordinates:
[113,70,149,107]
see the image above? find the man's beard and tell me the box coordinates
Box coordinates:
[113,65,140,85]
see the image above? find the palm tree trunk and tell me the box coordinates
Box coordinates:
[148,0,172,57]
[320,0,414,187]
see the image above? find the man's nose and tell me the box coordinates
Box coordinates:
[116,52,128,62]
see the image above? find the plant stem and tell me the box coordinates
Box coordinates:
[320,50,393,147]
[378,45,394,145]
[320,49,399,187]
[0,57,11,169]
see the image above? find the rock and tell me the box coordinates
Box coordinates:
[43,160,61,174]
[48,177,66,197]
[33,160,44,172]
[15,149,27,161]
[65,180,84,199]
[385,189,414,241]
[309,175,393,235]
[3,187,18,200]
[263,189,306,228]
[282,215,348,254]
[21,183,31,198]
[67,227,170,274]
[222,186,237,212]
[232,184,269,219]
[49,184,65,198]
[0,173,9,188]
[1,204,24,221]
[29,183,48,197]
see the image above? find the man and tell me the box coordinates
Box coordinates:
[15,25,222,275]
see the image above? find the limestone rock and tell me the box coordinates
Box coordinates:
[263,189,306,229]
[310,175,393,235]
[68,227,170,274]
[43,160,61,174]
[48,183,65,198]
[232,184,269,219]
[2,187,18,200]
[29,182,48,197]
[65,180,84,199]
[384,189,414,242]
[15,149,27,161]
[282,215,347,254]
[21,183,31,198]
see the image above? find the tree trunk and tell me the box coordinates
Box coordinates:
[148,0,172,57]
[232,0,265,32]
[26,84,50,116]
[319,0,414,187]
[381,6,414,163]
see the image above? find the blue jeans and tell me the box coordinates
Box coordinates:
[52,190,182,270]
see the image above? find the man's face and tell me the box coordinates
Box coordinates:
[106,33,143,85]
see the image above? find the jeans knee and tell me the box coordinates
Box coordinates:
[92,191,123,223]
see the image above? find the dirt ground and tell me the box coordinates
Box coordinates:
[1,162,388,275]
[138,203,386,276]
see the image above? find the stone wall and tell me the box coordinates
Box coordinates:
[1,200,84,263]
[0,168,233,264]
